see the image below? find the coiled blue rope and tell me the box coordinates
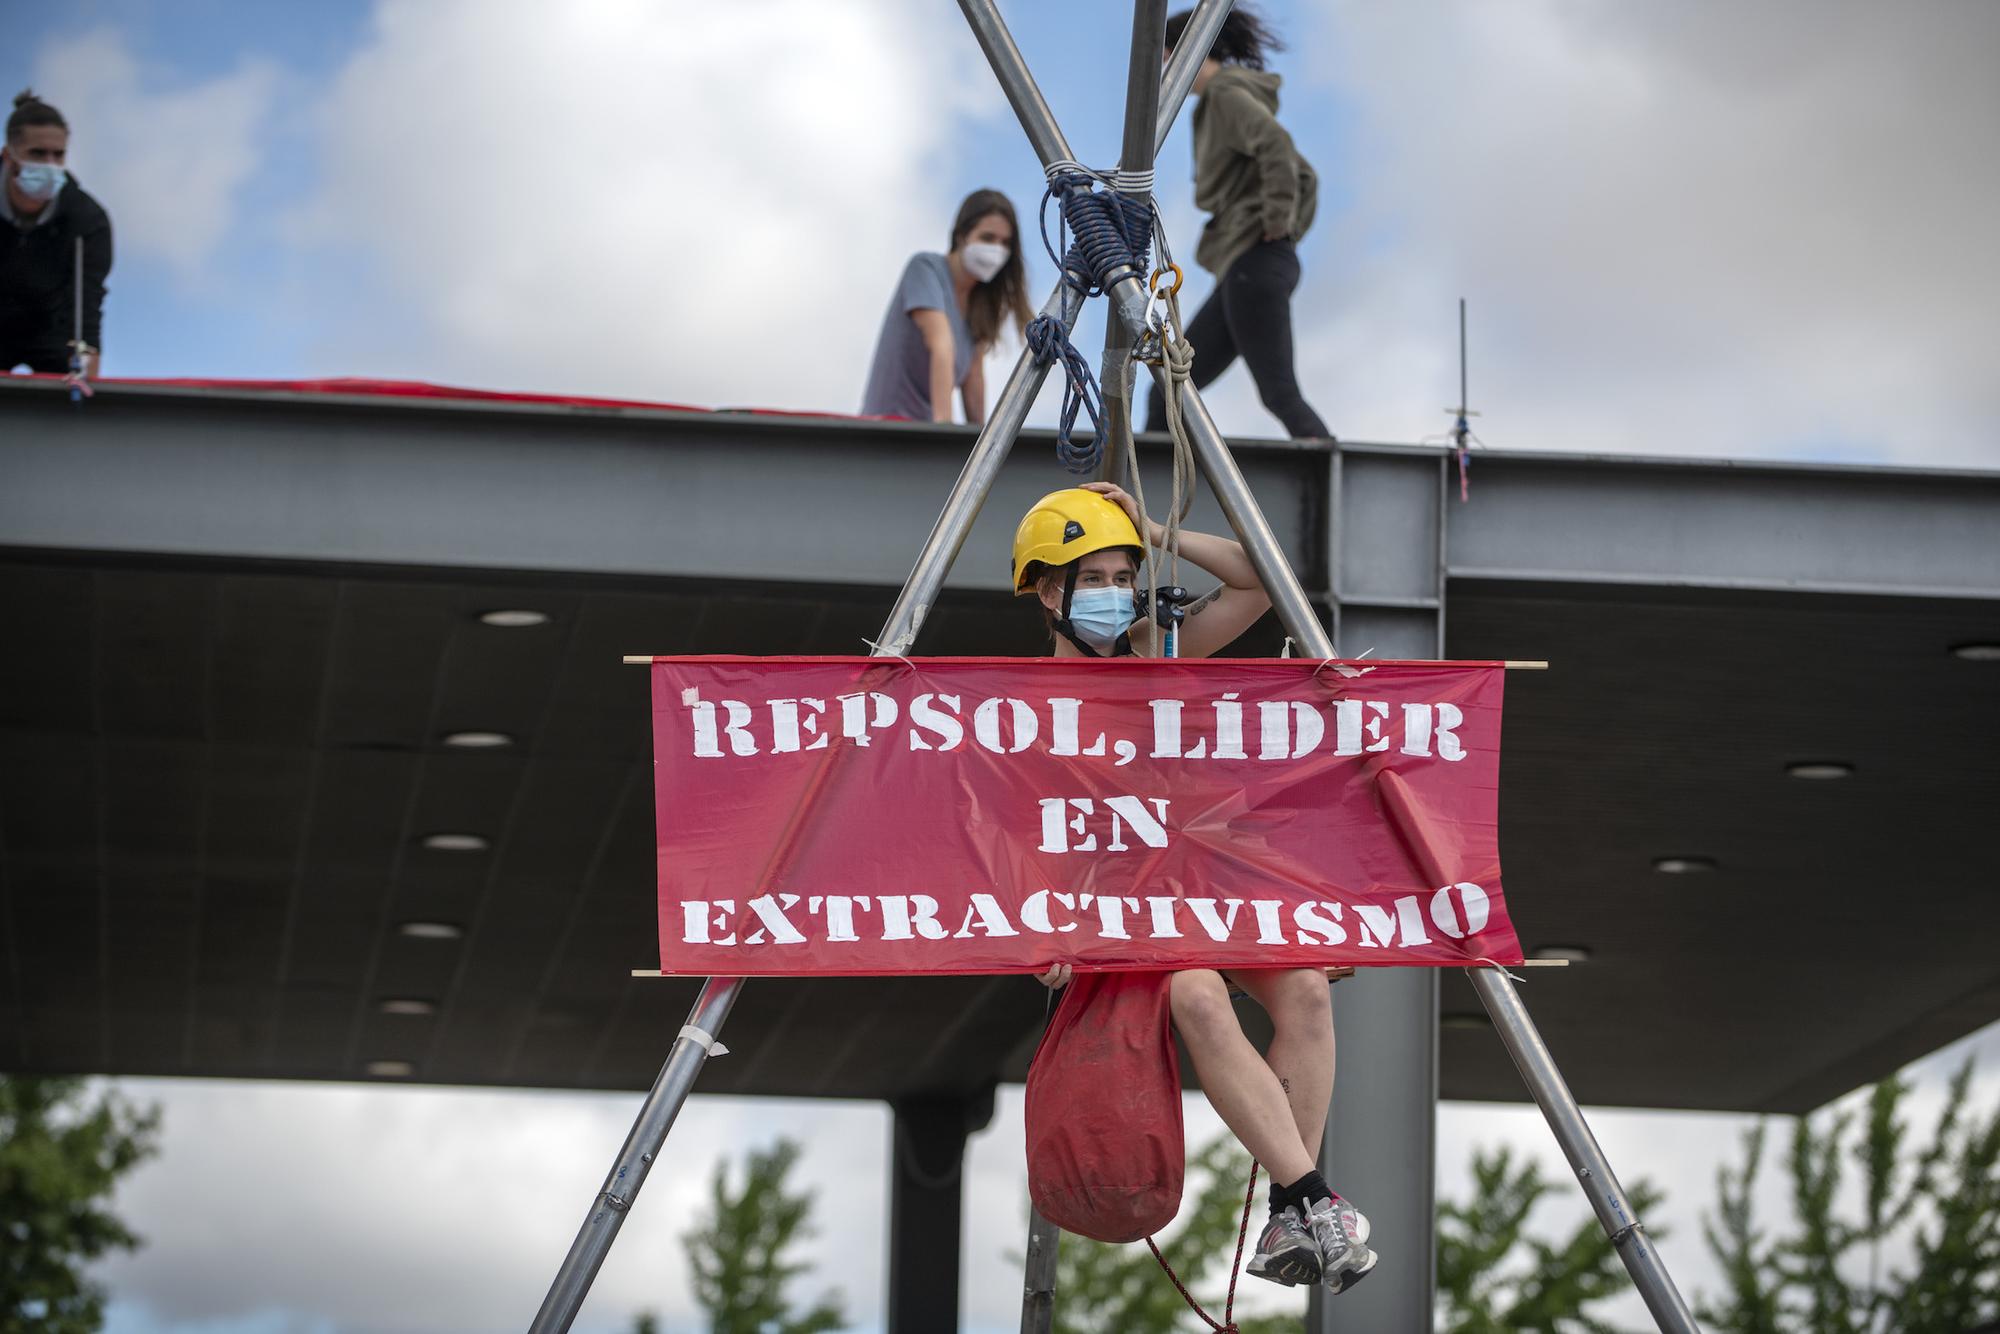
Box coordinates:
[1026,315,1103,473]
[1025,171,1155,474]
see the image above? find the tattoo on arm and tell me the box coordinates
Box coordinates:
[1280,1076,1292,1095]
[1183,588,1222,618]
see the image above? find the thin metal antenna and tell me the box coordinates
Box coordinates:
[1459,296,1468,430]
[1445,297,1481,500]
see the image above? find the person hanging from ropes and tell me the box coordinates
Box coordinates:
[1016,484,1378,1295]
[2,90,112,377]
[860,188,1034,425]
[1143,7,1332,442]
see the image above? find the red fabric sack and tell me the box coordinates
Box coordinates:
[1024,970,1185,1243]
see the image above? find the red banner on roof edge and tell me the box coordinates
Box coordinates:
[650,656,1523,975]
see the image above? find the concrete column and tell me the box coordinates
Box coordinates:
[887,1087,994,1334]
[1309,447,1447,1330]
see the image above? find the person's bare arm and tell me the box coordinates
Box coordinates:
[962,351,987,426]
[1081,481,1273,659]
[910,308,957,423]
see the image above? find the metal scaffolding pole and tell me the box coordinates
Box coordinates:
[527,978,740,1333]
[533,5,1698,1332]
[1472,968,1700,1332]
[1095,0,1169,482]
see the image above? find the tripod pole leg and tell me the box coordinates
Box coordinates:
[1155,369,1335,656]
[527,977,742,1334]
[1470,968,1701,1333]
[1017,1206,1063,1334]
[1161,368,1700,1330]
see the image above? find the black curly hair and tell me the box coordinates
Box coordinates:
[1164,6,1287,72]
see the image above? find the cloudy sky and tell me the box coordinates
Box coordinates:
[8,0,1999,1330]
[12,0,1998,463]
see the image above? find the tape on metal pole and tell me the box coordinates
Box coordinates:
[677,1025,729,1057]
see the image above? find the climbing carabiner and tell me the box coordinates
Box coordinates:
[1151,263,1184,299]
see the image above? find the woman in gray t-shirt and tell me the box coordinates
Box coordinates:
[860,189,1032,423]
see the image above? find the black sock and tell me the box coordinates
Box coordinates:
[1270,1169,1331,1216]
[1289,1169,1333,1211]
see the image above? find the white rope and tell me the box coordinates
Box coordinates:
[1043,158,1108,186]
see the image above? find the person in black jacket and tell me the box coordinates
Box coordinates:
[2,90,112,376]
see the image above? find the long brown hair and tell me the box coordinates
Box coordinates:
[1164,6,1285,70]
[952,189,1033,351]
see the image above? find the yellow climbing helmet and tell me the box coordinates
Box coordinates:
[1012,488,1144,595]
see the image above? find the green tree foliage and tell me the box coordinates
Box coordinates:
[1435,1144,1664,1333]
[1043,1132,1298,1334]
[1700,1058,2000,1333]
[1,1075,162,1334]
[680,1137,845,1334]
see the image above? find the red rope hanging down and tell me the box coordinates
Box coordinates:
[1146,1160,1260,1333]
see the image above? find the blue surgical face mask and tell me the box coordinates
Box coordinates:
[1065,586,1137,654]
[12,161,66,202]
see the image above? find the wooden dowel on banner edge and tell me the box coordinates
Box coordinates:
[621,655,1550,669]
[625,960,1566,978]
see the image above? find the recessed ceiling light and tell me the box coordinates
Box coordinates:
[1949,642,2000,662]
[442,730,514,749]
[1440,1013,1491,1032]
[365,1060,415,1078]
[1785,761,1854,780]
[1532,945,1592,963]
[397,920,464,941]
[478,609,549,628]
[1653,856,1718,874]
[421,832,489,852]
[379,998,437,1017]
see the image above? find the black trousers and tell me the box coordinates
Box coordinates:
[1145,239,1330,440]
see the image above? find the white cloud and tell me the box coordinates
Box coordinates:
[30,29,280,277]
[97,1081,888,1334]
[291,0,1002,410]
[1258,0,2000,465]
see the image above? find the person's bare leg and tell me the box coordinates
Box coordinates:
[1226,968,1335,1157]
[1170,969,1315,1183]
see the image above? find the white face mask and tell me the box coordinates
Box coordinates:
[961,241,1009,283]
[11,160,66,202]
[1065,586,1138,654]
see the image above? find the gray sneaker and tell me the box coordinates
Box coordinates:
[1303,1195,1378,1294]
[1245,1204,1322,1287]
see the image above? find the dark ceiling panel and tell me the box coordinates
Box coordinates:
[1447,581,2000,1111]
[2,551,1996,1116]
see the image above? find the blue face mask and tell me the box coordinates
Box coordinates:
[1065,586,1137,654]
[12,161,66,202]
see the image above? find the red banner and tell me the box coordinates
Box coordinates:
[651,657,1522,975]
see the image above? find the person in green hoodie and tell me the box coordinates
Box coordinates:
[1145,8,1332,441]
